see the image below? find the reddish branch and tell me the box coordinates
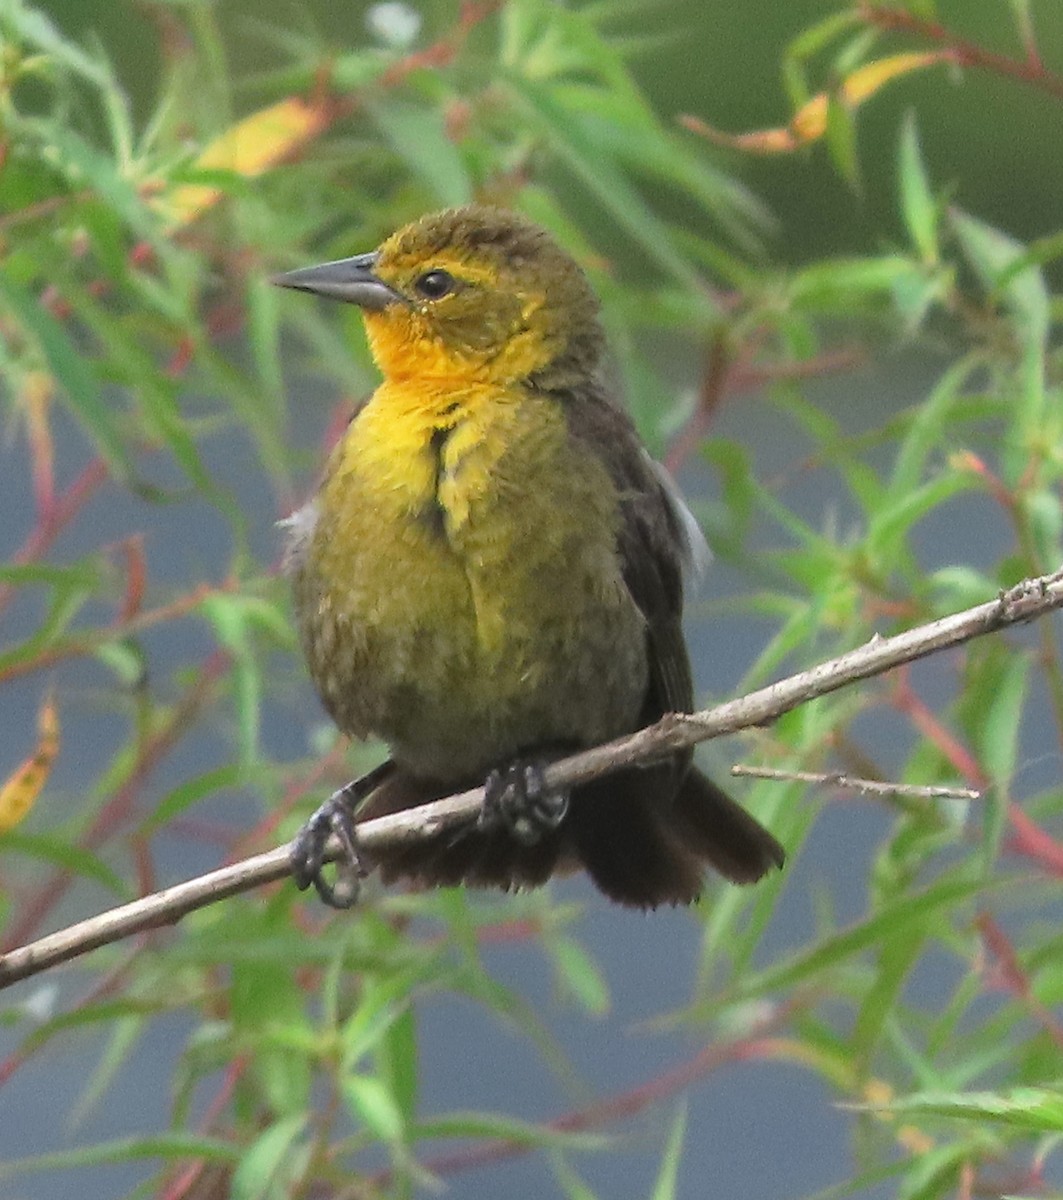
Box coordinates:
[976,911,1063,1053]
[858,3,1063,100]
[1,650,231,953]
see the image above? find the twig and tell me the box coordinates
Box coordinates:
[976,911,1063,1054]
[2,566,1063,989]
[730,765,982,801]
[858,3,1063,100]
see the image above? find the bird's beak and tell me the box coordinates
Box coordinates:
[271,252,402,311]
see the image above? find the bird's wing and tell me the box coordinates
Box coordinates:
[561,384,696,722]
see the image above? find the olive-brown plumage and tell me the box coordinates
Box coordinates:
[278,205,783,908]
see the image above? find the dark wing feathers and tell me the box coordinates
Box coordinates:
[562,382,784,901]
[561,382,695,725]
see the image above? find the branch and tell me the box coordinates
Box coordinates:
[3,566,1063,990]
[858,3,1063,100]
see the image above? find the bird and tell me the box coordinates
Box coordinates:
[274,204,784,909]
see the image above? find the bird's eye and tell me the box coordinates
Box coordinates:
[413,270,455,300]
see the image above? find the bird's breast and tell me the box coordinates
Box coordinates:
[289,381,648,777]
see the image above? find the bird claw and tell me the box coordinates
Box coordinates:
[291,763,392,909]
[479,760,569,846]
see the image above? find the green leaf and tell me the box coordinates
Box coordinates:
[888,357,978,500]
[343,1073,405,1142]
[369,99,473,208]
[245,274,286,425]
[503,73,709,299]
[341,967,422,1070]
[24,118,160,244]
[866,1085,1063,1132]
[69,293,218,499]
[200,594,263,764]
[0,832,129,898]
[951,209,1048,352]
[140,764,248,834]
[851,931,927,1068]
[1025,487,1063,567]
[825,92,860,191]
[649,1103,687,1200]
[232,1116,308,1200]
[549,935,609,1015]
[0,1135,236,1179]
[414,1110,606,1151]
[791,255,922,307]
[898,111,938,263]
[980,652,1030,788]
[728,874,998,1004]
[4,0,109,85]
[866,471,974,563]
[786,11,860,62]
[72,1015,148,1127]
[0,273,133,482]
[377,1006,419,1126]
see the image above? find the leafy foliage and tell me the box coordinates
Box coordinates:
[1,1,1063,1198]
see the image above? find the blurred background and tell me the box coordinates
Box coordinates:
[2,2,1063,1198]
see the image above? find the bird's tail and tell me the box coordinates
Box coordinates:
[567,764,784,908]
[355,761,784,908]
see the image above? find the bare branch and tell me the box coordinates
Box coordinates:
[730,765,982,800]
[2,565,1061,990]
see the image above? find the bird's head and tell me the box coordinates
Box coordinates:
[274,205,605,389]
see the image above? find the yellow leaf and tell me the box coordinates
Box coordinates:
[166,97,330,227]
[0,694,59,833]
[682,52,947,155]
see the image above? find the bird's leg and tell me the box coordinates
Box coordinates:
[291,760,395,909]
[479,758,569,846]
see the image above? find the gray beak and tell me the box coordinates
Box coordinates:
[271,252,402,311]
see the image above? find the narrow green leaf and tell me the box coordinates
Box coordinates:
[72,1015,148,1127]
[200,595,262,763]
[649,1103,687,1200]
[0,833,129,898]
[825,92,860,191]
[369,100,473,208]
[851,931,927,1068]
[550,1156,600,1200]
[0,1135,237,1178]
[951,209,1048,352]
[888,357,977,500]
[69,294,218,498]
[343,1074,405,1142]
[504,73,708,299]
[245,275,286,423]
[140,764,248,834]
[791,255,920,306]
[898,111,938,263]
[232,1116,307,1200]
[414,1111,606,1151]
[867,1085,1063,1132]
[0,273,132,481]
[866,471,974,562]
[730,874,997,1003]
[787,11,860,60]
[26,119,159,244]
[378,1006,419,1125]
[980,652,1030,788]
[550,935,609,1015]
[5,0,109,84]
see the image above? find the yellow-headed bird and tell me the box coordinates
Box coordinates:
[275,205,783,909]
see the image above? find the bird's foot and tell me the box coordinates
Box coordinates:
[291,763,392,909]
[479,760,569,846]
